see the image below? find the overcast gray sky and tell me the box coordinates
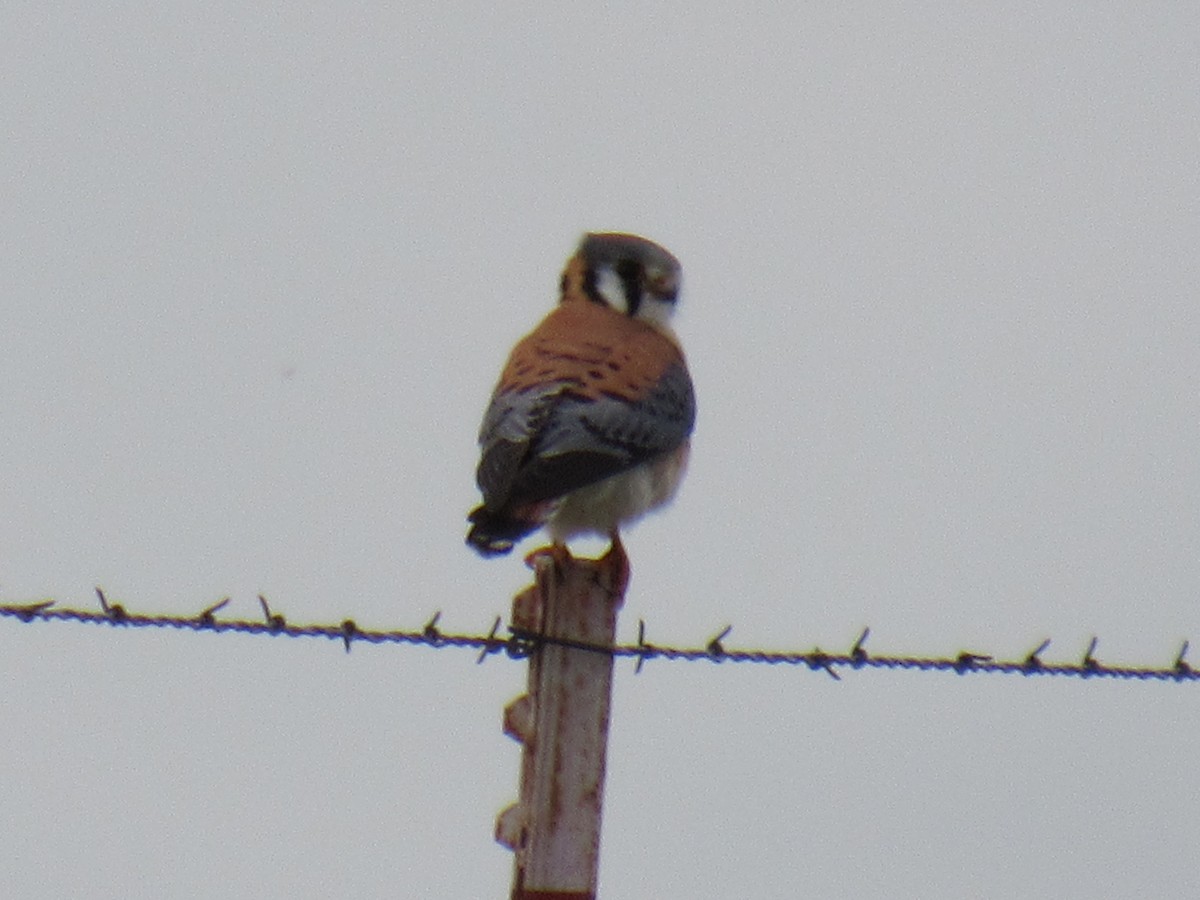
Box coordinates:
[2,4,1198,898]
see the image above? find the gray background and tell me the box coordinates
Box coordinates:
[2,4,1197,898]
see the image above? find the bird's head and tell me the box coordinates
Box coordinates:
[561,232,682,329]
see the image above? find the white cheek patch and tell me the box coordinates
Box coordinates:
[636,296,677,328]
[593,266,631,314]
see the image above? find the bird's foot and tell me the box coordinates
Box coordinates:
[524,542,573,573]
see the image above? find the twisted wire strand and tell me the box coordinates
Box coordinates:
[1,595,1194,682]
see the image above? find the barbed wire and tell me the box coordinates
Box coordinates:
[0,589,1194,682]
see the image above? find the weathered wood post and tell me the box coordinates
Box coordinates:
[496,546,628,899]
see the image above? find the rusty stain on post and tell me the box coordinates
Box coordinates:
[497,546,627,900]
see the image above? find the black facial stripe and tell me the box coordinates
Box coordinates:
[581,264,605,306]
[615,259,642,316]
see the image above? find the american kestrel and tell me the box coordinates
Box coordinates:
[467,233,695,566]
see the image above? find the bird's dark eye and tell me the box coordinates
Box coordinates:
[642,264,678,303]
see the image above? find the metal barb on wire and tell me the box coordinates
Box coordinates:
[1174,640,1192,678]
[422,611,443,645]
[95,587,126,622]
[13,600,56,622]
[198,597,231,627]
[1081,637,1100,676]
[954,651,992,674]
[850,627,870,668]
[806,648,840,681]
[634,618,659,674]
[1,598,1197,683]
[476,616,504,665]
[1024,639,1052,673]
[258,594,286,632]
[707,625,733,660]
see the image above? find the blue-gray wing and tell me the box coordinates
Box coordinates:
[476,361,695,512]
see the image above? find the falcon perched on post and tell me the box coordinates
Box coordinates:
[467,233,695,569]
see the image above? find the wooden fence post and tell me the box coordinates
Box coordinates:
[496,547,627,899]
